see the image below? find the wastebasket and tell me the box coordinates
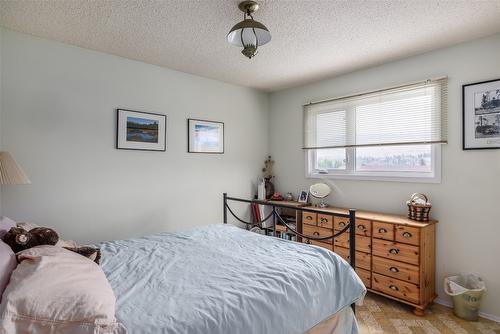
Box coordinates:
[444,274,486,321]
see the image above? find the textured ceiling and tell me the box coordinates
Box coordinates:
[1,0,500,92]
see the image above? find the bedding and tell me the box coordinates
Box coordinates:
[100,224,365,334]
[0,216,16,239]
[306,307,358,334]
[0,246,125,334]
[0,241,16,303]
[0,217,17,303]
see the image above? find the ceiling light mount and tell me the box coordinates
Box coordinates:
[227,1,271,59]
[238,1,259,15]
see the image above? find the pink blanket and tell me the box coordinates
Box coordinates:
[0,246,126,334]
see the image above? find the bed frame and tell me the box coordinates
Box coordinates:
[223,193,357,312]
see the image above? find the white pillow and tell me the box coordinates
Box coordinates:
[0,246,126,334]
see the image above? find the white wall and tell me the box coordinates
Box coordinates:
[2,25,500,319]
[0,28,269,243]
[269,33,500,319]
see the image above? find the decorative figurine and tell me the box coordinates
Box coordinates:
[270,192,284,201]
[262,155,275,199]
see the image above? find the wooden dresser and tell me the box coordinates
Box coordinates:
[300,206,437,315]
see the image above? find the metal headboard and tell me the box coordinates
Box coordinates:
[223,193,358,312]
[222,193,357,269]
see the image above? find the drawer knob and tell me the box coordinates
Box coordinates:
[320,218,328,223]
[306,216,313,220]
[339,222,346,227]
[402,232,412,238]
[389,248,400,255]
[389,266,400,273]
[378,228,387,233]
[389,285,399,291]
[313,231,320,236]
[357,224,365,230]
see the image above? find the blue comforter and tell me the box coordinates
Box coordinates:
[100,224,365,334]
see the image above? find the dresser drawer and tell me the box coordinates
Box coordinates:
[334,217,349,231]
[302,212,317,226]
[373,221,394,240]
[334,217,370,236]
[310,240,333,251]
[356,268,371,289]
[334,247,371,271]
[355,219,371,237]
[356,251,371,271]
[334,234,371,254]
[303,224,333,243]
[372,239,420,266]
[318,214,333,229]
[372,256,419,285]
[395,225,420,246]
[372,273,420,304]
[335,246,349,262]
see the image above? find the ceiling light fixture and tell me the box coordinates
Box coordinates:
[227,1,271,59]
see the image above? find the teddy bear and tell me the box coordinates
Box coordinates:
[2,226,101,264]
[3,226,59,253]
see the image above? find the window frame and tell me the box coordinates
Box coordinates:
[304,81,444,184]
[306,145,441,183]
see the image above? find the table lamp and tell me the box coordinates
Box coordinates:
[0,152,31,185]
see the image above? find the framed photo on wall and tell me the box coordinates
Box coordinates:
[463,78,500,150]
[188,119,224,154]
[116,109,166,151]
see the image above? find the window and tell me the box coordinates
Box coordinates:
[304,78,447,183]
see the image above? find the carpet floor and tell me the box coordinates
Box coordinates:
[357,292,500,334]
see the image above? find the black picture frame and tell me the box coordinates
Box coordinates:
[463,78,500,150]
[187,118,225,154]
[116,108,167,151]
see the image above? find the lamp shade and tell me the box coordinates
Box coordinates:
[0,152,31,185]
[227,18,271,47]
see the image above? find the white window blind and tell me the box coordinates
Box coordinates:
[303,78,448,149]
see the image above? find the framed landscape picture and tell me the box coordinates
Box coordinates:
[188,119,224,154]
[463,78,500,150]
[116,109,166,151]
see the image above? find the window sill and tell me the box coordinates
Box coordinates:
[306,172,441,184]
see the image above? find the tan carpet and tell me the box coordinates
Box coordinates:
[357,292,500,334]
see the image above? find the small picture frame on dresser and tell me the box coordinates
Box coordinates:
[298,190,309,203]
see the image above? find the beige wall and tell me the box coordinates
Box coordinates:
[0,28,268,243]
[269,33,500,319]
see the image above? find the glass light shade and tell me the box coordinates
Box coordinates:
[227,18,271,47]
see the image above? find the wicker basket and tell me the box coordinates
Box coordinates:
[407,193,432,221]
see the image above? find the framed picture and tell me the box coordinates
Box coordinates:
[188,119,224,154]
[298,190,309,203]
[116,109,166,151]
[463,78,500,150]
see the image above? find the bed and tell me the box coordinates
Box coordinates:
[100,224,366,334]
